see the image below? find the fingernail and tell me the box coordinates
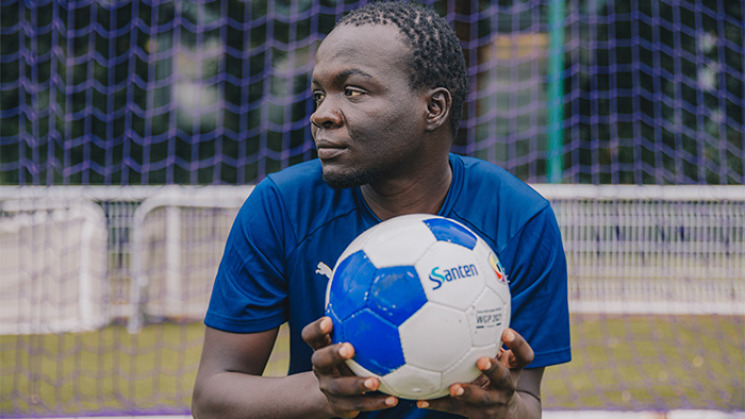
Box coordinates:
[321,317,332,331]
[504,329,515,343]
[477,357,492,370]
[339,343,350,358]
[417,401,429,408]
[364,378,377,390]
[385,397,397,406]
[453,386,465,397]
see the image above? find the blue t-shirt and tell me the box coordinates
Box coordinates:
[205,153,571,418]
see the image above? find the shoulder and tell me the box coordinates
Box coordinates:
[455,154,548,210]
[263,159,324,193]
[246,159,331,210]
[449,154,550,248]
[241,159,358,243]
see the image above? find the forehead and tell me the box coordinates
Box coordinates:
[313,24,411,82]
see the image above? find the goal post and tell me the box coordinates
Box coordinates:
[0,196,109,334]
[127,185,252,332]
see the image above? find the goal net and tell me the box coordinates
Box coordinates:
[1,185,742,416]
[1,0,743,416]
[1,0,742,186]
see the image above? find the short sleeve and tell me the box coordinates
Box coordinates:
[204,179,294,333]
[499,204,572,368]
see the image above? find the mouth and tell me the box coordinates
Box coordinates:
[315,140,347,160]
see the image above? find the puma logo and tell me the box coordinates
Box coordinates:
[315,262,333,280]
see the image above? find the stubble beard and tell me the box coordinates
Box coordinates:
[322,166,380,190]
[320,143,410,190]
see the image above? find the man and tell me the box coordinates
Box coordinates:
[192,2,570,418]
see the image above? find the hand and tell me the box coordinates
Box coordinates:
[415,328,536,419]
[301,316,399,418]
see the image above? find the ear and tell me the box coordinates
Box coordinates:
[424,87,452,132]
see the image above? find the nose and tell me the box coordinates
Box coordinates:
[310,97,343,129]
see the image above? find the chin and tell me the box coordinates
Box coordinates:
[322,169,376,190]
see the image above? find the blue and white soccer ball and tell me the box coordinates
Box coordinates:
[325,214,511,400]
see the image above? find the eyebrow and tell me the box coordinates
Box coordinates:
[312,68,373,86]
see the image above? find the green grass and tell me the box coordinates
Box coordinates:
[1,322,203,416]
[543,314,744,411]
[0,321,287,417]
[1,315,742,416]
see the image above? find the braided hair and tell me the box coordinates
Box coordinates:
[336,2,468,137]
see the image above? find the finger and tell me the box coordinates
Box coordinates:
[469,372,490,388]
[500,328,534,369]
[302,316,334,350]
[319,374,380,395]
[321,378,399,415]
[418,337,529,415]
[420,358,512,412]
[415,393,463,414]
[311,342,355,373]
[476,356,515,395]
[415,377,485,412]
[330,393,399,416]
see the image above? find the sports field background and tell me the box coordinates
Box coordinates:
[2,314,742,416]
[1,0,744,417]
[1,184,743,417]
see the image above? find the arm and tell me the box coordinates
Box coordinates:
[191,326,332,419]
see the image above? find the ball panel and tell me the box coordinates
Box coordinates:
[327,250,378,320]
[466,288,508,347]
[362,220,435,268]
[422,217,477,250]
[380,364,445,400]
[399,303,471,371]
[344,309,405,375]
[334,224,378,269]
[416,242,485,310]
[493,297,510,338]
[369,266,428,326]
[440,343,498,390]
[345,359,378,384]
[326,303,346,344]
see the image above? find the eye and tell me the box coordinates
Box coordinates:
[344,88,364,98]
[313,92,325,104]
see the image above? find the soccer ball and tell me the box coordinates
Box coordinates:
[325,214,510,400]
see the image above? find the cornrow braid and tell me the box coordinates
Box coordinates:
[336,2,468,137]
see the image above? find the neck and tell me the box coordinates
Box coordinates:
[361,158,452,221]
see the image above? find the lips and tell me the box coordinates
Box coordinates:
[315,139,347,160]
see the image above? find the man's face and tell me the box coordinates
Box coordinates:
[310,24,429,189]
